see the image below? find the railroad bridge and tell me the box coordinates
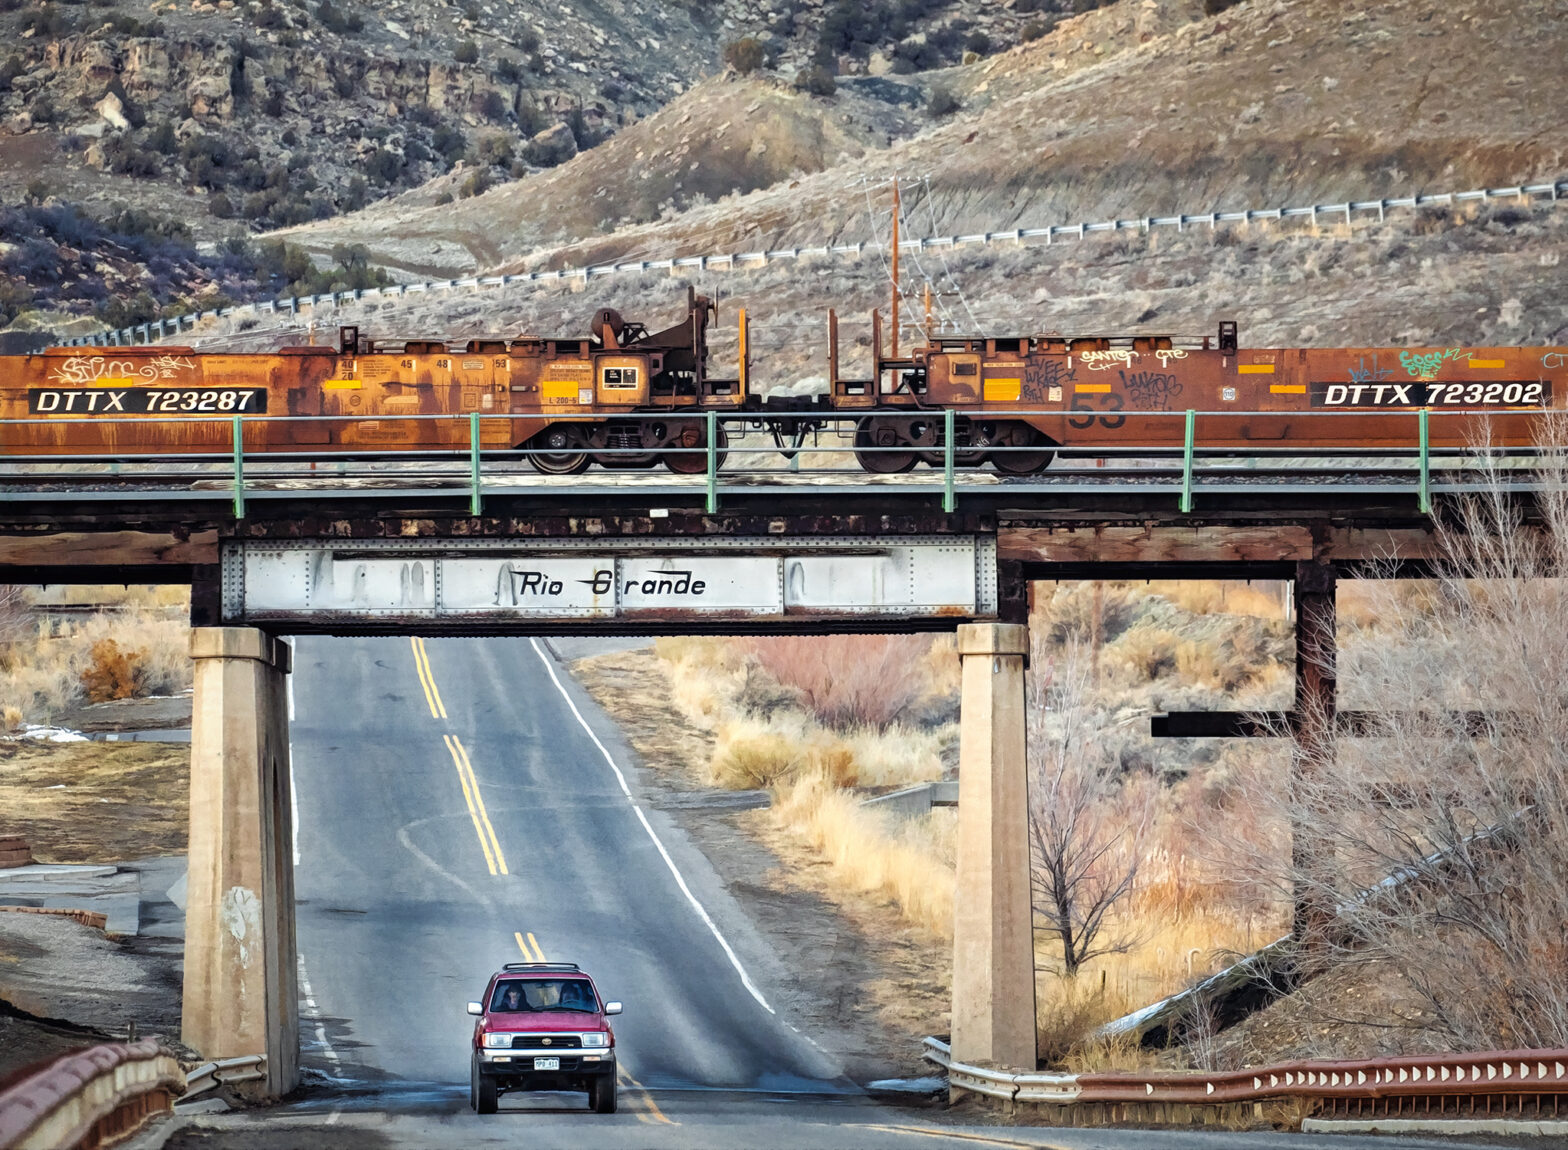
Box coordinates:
[0,455,1487,1096]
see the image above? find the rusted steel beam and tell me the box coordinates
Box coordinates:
[1152,710,1524,738]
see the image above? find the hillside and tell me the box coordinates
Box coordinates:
[264,0,1565,273]
[0,0,1093,235]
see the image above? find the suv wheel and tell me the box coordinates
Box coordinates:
[472,1056,498,1114]
[589,1075,618,1114]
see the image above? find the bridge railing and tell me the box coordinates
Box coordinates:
[923,1037,1568,1123]
[0,407,1555,517]
[46,178,1568,350]
[0,1040,184,1150]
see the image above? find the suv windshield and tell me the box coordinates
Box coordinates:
[489,978,599,1013]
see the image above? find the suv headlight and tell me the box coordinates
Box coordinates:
[580,1032,609,1048]
[483,1033,513,1048]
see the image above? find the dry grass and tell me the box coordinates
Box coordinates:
[0,739,189,862]
[0,599,189,726]
[1147,581,1289,621]
[771,771,957,939]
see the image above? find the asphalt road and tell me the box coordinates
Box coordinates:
[165,634,1546,1149]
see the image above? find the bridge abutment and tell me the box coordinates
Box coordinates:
[951,622,1037,1077]
[183,627,299,1099]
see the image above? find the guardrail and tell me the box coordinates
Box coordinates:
[179,1055,265,1101]
[0,406,1549,518]
[923,1037,1568,1122]
[0,1041,184,1150]
[51,177,1568,349]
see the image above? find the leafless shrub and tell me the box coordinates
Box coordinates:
[745,634,932,730]
[1029,637,1154,977]
[1237,421,1568,1048]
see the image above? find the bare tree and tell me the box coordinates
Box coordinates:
[1238,426,1568,1048]
[1027,636,1151,976]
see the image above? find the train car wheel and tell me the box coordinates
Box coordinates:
[989,422,1054,475]
[854,417,917,473]
[526,428,591,475]
[663,424,728,474]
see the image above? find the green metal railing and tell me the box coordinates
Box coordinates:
[2,406,1542,521]
[1180,409,1196,514]
[1418,407,1432,515]
[232,416,245,520]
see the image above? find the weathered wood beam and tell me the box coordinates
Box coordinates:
[0,530,218,577]
[999,525,1442,568]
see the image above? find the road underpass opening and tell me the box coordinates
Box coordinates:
[185,532,1036,1097]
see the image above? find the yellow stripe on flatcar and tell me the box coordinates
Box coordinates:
[1469,359,1505,369]
[1270,384,1307,394]
[323,379,362,389]
[93,377,138,387]
[1074,383,1112,394]
[1238,364,1276,374]
[983,377,1021,403]
[542,379,581,401]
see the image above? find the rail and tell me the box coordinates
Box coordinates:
[923,1038,1568,1120]
[50,177,1568,350]
[0,407,1554,517]
[0,1040,184,1150]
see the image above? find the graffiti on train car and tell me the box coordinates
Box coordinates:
[28,387,270,414]
[48,355,197,385]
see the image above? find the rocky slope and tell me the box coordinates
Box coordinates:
[0,0,1094,233]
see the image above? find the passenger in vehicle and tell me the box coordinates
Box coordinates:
[496,984,524,1012]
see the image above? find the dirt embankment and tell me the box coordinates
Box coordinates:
[0,740,188,865]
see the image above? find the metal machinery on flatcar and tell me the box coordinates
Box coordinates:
[827,310,1567,472]
[0,289,745,474]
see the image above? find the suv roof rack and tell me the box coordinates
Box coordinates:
[501,962,581,972]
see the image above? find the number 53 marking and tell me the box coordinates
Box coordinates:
[1069,393,1125,429]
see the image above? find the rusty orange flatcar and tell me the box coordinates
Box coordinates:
[2,291,1565,475]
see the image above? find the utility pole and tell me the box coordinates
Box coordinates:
[890,176,901,360]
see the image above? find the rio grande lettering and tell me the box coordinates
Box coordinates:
[622,570,707,597]
[1310,381,1547,407]
[28,388,269,415]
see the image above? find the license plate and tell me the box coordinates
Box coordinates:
[533,1057,560,1071]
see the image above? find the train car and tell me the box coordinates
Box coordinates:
[829,311,1568,472]
[4,289,1566,475]
[0,290,745,473]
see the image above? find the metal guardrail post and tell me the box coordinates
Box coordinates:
[943,408,956,513]
[706,411,718,514]
[469,412,482,517]
[1418,407,1432,514]
[1180,409,1196,513]
[231,416,245,520]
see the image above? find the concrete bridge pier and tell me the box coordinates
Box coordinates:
[182,628,299,1098]
[950,622,1037,1077]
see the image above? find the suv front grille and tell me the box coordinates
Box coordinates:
[511,1034,583,1049]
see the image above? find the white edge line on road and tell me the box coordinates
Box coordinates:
[297,952,344,1081]
[528,638,775,1014]
[286,643,299,866]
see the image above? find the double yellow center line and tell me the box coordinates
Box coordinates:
[414,636,506,874]
[444,733,507,875]
[410,636,448,720]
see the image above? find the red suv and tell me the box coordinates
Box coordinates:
[466,962,622,1114]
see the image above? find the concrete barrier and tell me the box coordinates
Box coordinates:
[0,1040,184,1150]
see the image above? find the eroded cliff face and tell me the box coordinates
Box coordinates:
[6,23,629,225]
